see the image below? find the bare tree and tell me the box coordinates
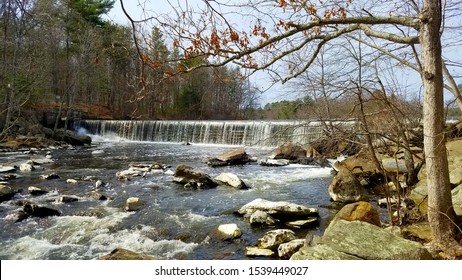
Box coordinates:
[125,0,461,252]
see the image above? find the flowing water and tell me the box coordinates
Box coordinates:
[0,122,341,260]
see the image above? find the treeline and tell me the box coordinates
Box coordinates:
[0,0,259,138]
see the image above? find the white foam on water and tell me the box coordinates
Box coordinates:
[1,208,200,260]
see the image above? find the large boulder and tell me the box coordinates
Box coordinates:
[327,201,381,231]
[328,166,369,203]
[236,198,319,220]
[173,164,217,189]
[291,220,432,260]
[270,143,306,160]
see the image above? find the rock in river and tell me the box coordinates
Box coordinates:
[236,198,318,220]
[214,173,248,189]
[257,229,296,250]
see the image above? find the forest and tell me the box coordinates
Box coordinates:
[0,0,263,139]
[1,0,462,259]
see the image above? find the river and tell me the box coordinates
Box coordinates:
[0,132,340,259]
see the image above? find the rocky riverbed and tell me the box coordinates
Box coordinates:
[1,136,461,260]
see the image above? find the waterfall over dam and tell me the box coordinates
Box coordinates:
[77,120,334,147]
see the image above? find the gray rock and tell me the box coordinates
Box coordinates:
[116,167,147,180]
[381,158,408,173]
[214,173,248,189]
[291,220,432,260]
[236,198,318,220]
[257,229,296,250]
[258,158,290,167]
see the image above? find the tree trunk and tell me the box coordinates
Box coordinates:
[420,0,456,246]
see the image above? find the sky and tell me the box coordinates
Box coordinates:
[104,0,301,106]
[105,1,460,107]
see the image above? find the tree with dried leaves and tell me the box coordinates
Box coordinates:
[128,0,461,253]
